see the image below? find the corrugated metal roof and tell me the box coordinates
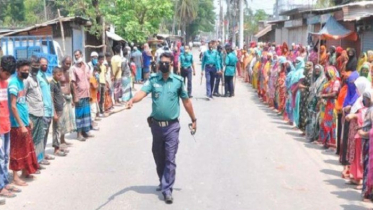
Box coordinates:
[0,16,88,39]
[254,25,272,38]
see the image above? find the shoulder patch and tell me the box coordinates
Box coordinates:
[172,74,184,82]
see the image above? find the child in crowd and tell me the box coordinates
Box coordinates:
[130,57,136,90]
[90,66,100,129]
[51,67,68,157]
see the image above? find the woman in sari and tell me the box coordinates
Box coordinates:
[319,45,328,67]
[329,46,337,66]
[319,66,340,148]
[251,51,261,90]
[284,60,296,124]
[308,46,318,66]
[275,57,287,115]
[340,49,360,177]
[298,61,313,134]
[243,50,253,83]
[291,57,306,128]
[357,53,368,75]
[261,53,272,103]
[121,56,133,103]
[268,55,279,108]
[358,90,373,202]
[336,50,348,74]
[345,77,371,188]
[306,64,326,142]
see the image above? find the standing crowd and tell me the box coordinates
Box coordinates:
[0,44,140,205]
[243,41,373,202]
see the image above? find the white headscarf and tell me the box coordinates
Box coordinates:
[350,76,371,114]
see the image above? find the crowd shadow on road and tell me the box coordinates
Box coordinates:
[246,87,373,209]
[95,185,181,210]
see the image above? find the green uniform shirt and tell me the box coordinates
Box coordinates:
[202,50,221,71]
[141,73,189,121]
[179,53,194,68]
[225,52,238,76]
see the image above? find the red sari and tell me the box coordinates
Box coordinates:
[349,108,366,181]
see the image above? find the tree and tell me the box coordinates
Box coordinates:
[186,0,215,40]
[0,0,25,26]
[103,0,173,43]
[243,8,267,39]
[177,0,198,41]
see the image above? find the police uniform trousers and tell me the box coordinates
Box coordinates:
[205,65,217,97]
[214,73,222,94]
[151,120,180,196]
[181,67,192,97]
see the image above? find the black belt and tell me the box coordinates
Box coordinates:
[151,118,179,127]
[226,65,235,67]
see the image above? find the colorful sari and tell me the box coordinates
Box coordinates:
[268,59,279,107]
[298,62,313,132]
[285,61,296,122]
[306,65,326,142]
[291,57,306,127]
[319,66,340,147]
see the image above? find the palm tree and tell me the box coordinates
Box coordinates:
[177,0,198,41]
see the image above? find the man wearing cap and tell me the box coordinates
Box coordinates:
[202,41,221,99]
[127,52,197,204]
[87,51,99,75]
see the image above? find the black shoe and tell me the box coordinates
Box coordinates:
[164,194,173,204]
[189,95,193,98]
[156,184,161,191]
[223,94,229,97]
[213,92,221,97]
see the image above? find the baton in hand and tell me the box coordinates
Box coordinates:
[188,123,196,142]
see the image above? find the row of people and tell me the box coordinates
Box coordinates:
[246,41,373,203]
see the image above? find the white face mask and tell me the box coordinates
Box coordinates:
[75,57,83,63]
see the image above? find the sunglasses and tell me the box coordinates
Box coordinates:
[159,61,170,66]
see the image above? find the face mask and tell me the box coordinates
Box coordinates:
[92,58,98,66]
[286,66,291,73]
[41,66,48,72]
[159,62,170,73]
[363,99,370,107]
[209,47,213,51]
[31,67,39,73]
[20,72,29,79]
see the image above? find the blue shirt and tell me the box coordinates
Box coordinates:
[225,52,238,76]
[37,71,53,117]
[141,73,189,121]
[131,50,143,67]
[179,53,194,68]
[8,76,29,127]
[142,51,152,68]
[202,50,221,71]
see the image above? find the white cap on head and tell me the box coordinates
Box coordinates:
[91,51,98,57]
[133,47,138,50]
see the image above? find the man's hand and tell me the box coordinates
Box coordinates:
[74,98,79,104]
[21,126,28,137]
[193,71,196,76]
[191,121,197,132]
[127,99,133,109]
[29,120,34,130]
[53,114,59,122]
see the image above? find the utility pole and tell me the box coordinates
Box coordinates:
[238,0,244,49]
[44,0,47,20]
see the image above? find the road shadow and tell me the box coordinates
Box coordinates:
[95,185,181,210]
[321,169,342,178]
[331,190,362,201]
[340,204,370,210]
[324,159,341,166]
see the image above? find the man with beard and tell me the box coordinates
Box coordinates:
[38,58,55,163]
[72,50,94,141]
[24,56,46,166]
[127,52,197,204]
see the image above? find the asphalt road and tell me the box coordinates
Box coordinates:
[4,49,373,210]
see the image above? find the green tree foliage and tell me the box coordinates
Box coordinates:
[0,0,25,26]
[187,0,215,40]
[243,8,267,37]
[103,0,173,43]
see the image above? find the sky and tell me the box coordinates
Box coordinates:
[214,0,275,15]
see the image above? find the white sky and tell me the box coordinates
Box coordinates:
[214,0,275,15]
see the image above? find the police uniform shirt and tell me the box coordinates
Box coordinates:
[179,53,194,68]
[141,73,189,121]
[225,52,238,76]
[202,50,221,71]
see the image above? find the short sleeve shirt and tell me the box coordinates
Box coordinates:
[131,51,143,67]
[71,63,90,100]
[141,73,188,121]
[50,80,65,112]
[24,73,44,117]
[8,76,29,127]
[99,64,107,84]
[179,53,194,68]
[0,80,10,133]
[142,51,152,68]
[37,71,53,117]
[111,55,122,80]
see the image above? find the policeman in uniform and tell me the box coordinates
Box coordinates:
[201,40,221,99]
[224,45,238,97]
[178,45,195,98]
[128,52,197,204]
[213,45,225,97]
